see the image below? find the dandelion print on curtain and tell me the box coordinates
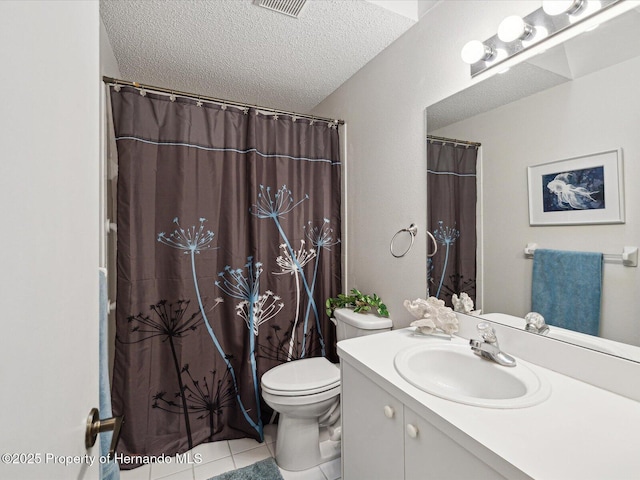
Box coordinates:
[109,85,341,465]
[427,140,477,307]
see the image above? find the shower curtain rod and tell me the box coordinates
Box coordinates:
[427,134,481,147]
[102,76,345,125]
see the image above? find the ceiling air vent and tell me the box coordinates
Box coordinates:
[254,0,308,18]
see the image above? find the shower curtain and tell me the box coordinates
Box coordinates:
[427,141,477,306]
[109,85,342,463]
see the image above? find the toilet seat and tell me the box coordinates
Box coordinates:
[261,357,340,396]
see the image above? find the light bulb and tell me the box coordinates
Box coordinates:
[497,15,533,42]
[460,40,494,64]
[542,0,583,16]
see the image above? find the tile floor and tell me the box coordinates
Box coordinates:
[118,424,341,480]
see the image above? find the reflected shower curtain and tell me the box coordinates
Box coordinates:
[109,85,341,464]
[427,141,477,306]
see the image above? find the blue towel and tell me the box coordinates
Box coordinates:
[531,249,603,336]
[99,269,120,480]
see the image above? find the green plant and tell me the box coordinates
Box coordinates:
[325,288,389,318]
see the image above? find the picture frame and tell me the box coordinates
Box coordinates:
[527,148,624,226]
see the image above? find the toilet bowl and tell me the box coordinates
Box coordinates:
[261,308,392,471]
[262,357,341,471]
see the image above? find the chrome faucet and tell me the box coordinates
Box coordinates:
[469,322,516,367]
[524,312,549,335]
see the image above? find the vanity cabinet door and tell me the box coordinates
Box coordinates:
[341,363,404,480]
[404,406,507,480]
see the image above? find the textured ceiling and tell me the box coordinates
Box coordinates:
[100,0,439,113]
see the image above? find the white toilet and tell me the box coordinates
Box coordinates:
[261,308,392,471]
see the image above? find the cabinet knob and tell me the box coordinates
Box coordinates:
[406,423,419,438]
[383,405,395,419]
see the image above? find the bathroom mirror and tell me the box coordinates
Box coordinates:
[426,4,640,362]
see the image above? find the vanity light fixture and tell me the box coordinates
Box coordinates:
[569,0,603,24]
[542,0,584,16]
[522,25,549,48]
[461,0,620,77]
[497,15,533,42]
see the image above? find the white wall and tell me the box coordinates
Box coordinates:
[100,19,121,79]
[312,1,539,327]
[0,1,100,478]
[433,55,640,346]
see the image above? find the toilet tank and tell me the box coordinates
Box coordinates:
[333,308,392,342]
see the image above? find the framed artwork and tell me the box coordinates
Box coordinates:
[527,148,624,226]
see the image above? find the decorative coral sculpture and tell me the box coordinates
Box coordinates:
[451,292,481,316]
[403,297,459,336]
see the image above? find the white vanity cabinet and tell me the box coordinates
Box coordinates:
[341,362,507,480]
[341,361,404,479]
[403,405,506,480]
[339,327,640,479]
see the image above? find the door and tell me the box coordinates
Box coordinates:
[404,406,507,480]
[341,363,404,480]
[0,1,100,479]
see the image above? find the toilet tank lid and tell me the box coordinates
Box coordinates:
[333,308,392,329]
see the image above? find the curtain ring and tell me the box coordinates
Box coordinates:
[390,224,418,258]
[426,231,438,258]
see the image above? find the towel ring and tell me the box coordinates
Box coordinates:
[427,230,438,258]
[390,224,418,258]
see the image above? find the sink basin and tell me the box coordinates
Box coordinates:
[394,343,551,408]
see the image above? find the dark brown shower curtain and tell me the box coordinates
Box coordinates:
[109,85,341,465]
[427,141,477,306]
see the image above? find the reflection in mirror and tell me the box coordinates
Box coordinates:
[426,139,478,307]
[426,5,640,363]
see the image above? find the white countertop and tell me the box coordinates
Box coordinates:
[337,328,640,480]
